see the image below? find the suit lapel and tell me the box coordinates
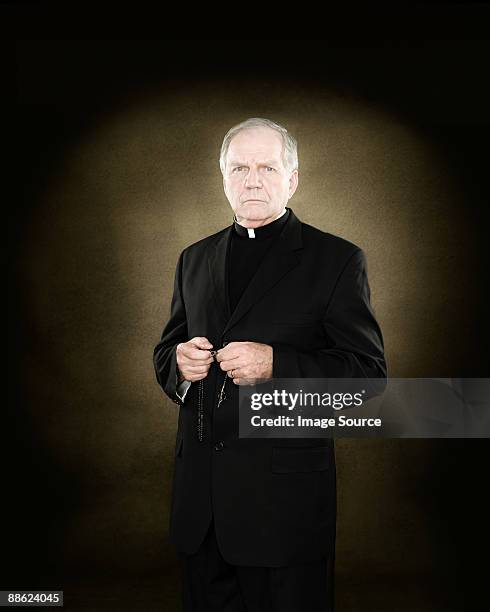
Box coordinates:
[207,226,233,323]
[207,208,303,336]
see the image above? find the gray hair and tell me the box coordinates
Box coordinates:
[219,117,298,175]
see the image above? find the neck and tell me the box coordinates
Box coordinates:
[234,207,287,228]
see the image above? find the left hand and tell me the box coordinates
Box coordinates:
[216,341,273,385]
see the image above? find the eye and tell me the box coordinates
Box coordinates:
[232,166,245,173]
[265,166,275,172]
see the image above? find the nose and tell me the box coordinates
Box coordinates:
[245,167,262,189]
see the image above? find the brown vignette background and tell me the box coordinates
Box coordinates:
[7,28,490,611]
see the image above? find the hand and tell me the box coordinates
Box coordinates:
[176,337,214,383]
[216,341,273,385]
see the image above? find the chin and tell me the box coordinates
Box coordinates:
[238,202,268,219]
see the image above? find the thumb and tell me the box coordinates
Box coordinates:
[193,337,213,350]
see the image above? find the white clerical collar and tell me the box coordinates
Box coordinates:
[234,208,287,239]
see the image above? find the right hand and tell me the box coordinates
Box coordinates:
[176,337,214,383]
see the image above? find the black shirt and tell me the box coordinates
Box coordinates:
[227,209,290,313]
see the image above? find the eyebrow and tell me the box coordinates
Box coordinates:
[228,159,281,167]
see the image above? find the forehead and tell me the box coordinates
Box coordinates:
[227,127,283,162]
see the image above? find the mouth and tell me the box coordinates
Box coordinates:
[243,199,266,204]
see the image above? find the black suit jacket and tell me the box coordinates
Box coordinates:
[153,208,386,566]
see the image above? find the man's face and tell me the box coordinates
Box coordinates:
[223,127,298,228]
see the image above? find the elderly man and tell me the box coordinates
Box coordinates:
[153,118,386,611]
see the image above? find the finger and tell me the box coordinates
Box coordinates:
[186,372,208,382]
[216,342,244,362]
[181,371,208,380]
[179,345,214,362]
[179,353,214,366]
[178,356,213,369]
[190,337,213,350]
[232,376,255,386]
[219,359,245,372]
[182,364,211,374]
[181,360,212,378]
[216,346,243,362]
[177,344,203,359]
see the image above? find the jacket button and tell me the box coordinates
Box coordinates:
[214,441,225,451]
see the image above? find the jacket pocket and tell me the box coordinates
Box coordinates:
[271,446,330,473]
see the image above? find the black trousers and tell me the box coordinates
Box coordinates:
[181,519,334,612]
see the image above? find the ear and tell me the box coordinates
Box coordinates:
[288,170,299,199]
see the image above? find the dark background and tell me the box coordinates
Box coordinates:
[6,7,489,612]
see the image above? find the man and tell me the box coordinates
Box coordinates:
[153,118,386,611]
